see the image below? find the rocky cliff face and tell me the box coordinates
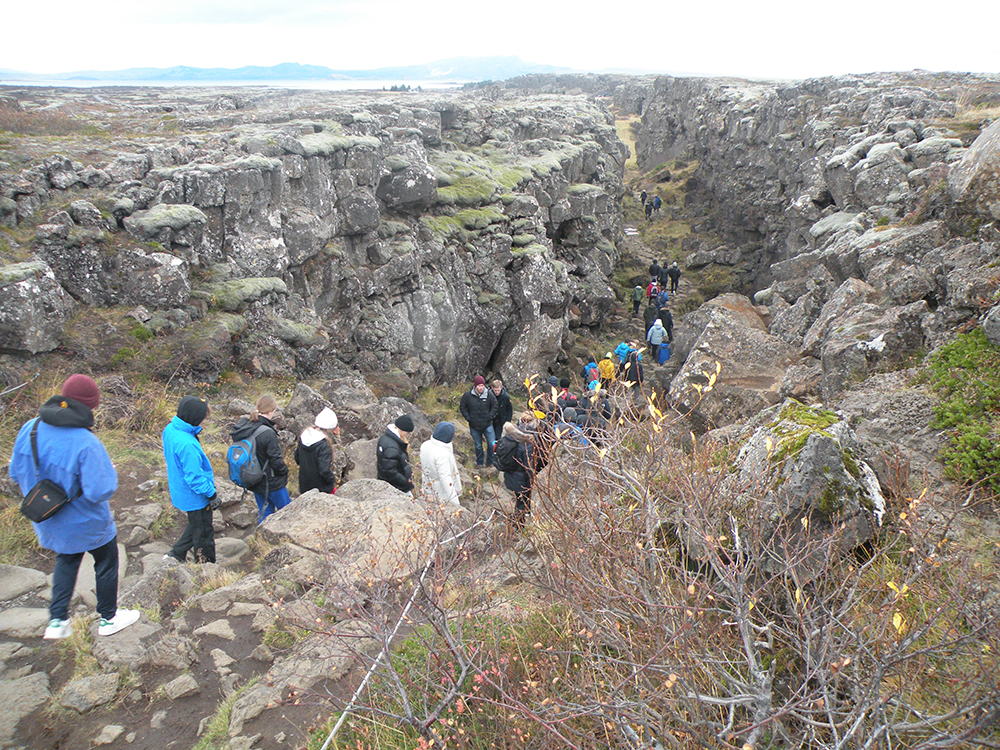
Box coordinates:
[0,88,627,386]
[631,71,1000,424]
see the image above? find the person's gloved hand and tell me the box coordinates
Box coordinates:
[208,493,221,510]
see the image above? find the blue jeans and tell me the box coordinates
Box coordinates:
[470,425,496,467]
[255,486,291,523]
[51,536,118,621]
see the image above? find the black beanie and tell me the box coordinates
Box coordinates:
[177,396,209,426]
[395,414,415,433]
[559,377,570,389]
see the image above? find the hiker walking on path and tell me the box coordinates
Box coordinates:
[420,421,462,506]
[377,414,415,494]
[295,407,339,495]
[648,259,661,281]
[646,319,668,362]
[643,300,660,336]
[653,195,662,213]
[231,394,289,523]
[667,261,681,294]
[163,396,218,564]
[644,200,653,221]
[9,374,140,639]
[460,376,499,468]
[640,189,647,206]
[631,284,644,315]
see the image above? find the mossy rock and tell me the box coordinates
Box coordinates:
[297,131,380,157]
[511,233,535,247]
[567,183,604,197]
[271,317,324,347]
[127,204,208,236]
[0,260,48,287]
[200,277,288,312]
[455,207,505,231]
[377,221,410,239]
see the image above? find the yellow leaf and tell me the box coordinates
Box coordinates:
[887,581,900,594]
[687,584,696,595]
[524,376,532,389]
[533,409,546,420]
[893,612,906,634]
[748,598,756,611]
[801,517,809,529]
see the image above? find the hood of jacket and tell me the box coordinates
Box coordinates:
[299,426,327,447]
[38,395,94,429]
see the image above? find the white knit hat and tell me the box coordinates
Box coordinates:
[314,407,338,430]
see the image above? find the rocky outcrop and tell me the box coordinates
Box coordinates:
[0,260,73,353]
[0,90,627,384]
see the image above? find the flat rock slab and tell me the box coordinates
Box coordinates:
[60,673,120,713]
[91,620,163,669]
[0,607,50,639]
[194,619,236,640]
[0,564,47,601]
[0,672,50,746]
[93,724,125,746]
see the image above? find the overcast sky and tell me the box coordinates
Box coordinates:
[4,0,999,79]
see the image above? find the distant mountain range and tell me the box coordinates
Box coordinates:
[0,56,576,83]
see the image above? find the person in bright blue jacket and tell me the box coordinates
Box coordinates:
[8,374,140,640]
[163,396,218,563]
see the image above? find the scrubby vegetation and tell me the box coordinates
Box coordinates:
[927,327,1000,492]
[315,382,999,750]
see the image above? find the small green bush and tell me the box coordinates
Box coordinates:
[927,327,1000,492]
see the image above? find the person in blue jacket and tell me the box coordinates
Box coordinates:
[163,396,218,563]
[8,374,140,640]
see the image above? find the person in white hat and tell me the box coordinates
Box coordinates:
[294,407,339,495]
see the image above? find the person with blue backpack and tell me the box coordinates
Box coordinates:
[230,394,289,523]
[163,396,218,563]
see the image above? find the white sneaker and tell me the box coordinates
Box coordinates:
[43,618,72,640]
[97,609,140,636]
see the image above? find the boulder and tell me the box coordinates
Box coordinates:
[338,189,381,234]
[819,301,928,402]
[0,261,73,354]
[0,673,50,748]
[121,251,191,309]
[258,479,468,586]
[947,118,1000,219]
[801,278,881,357]
[669,294,800,430]
[124,203,207,252]
[59,673,120,713]
[723,400,885,580]
[68,200,105,227]
[375,165,437,211]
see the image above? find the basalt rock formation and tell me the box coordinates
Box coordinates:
[0,88,627,386]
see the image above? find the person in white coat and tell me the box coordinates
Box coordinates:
[419,422,462,505]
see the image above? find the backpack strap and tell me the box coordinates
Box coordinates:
[28,418,79,501]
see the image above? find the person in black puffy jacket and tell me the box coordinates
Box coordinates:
[459,376,498,468]
[295,407,339,495]
[230,394,289,523]
[376,414,414,494]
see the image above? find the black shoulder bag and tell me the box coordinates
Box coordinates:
[20,419,74,523]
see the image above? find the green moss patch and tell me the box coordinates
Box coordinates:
[198,277,288,312]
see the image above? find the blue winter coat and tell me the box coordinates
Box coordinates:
[647,322,667,346]
[8,397,118,555]
[162,415,216,511]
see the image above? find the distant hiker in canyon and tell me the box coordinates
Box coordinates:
[667,261,681,293]
[460,376,499,468]
[295,407,339,495]
[598,352,616,390]
[640,189,647,206]
[163,396,218,564]
[419,421,462,505]
[660,304,674,344]
[231,394,290,522]
[8,374,140,639]
[632,283,644,315]
[648,259,661,280]
[377,414,415,495]
[644,200,654,221]
[653,195,662,213]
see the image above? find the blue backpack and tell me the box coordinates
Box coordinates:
[227,425,270,491]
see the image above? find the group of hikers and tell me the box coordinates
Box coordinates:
[8,344,655,640]
[640,189,662,221]
[630,258,679,365]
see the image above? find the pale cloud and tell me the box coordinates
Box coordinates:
[3,0,999,77]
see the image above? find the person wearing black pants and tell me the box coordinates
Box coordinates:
[163,396,218,563]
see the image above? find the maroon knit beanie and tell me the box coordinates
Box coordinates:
[61,374,100,410]
[473,375,486,387]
